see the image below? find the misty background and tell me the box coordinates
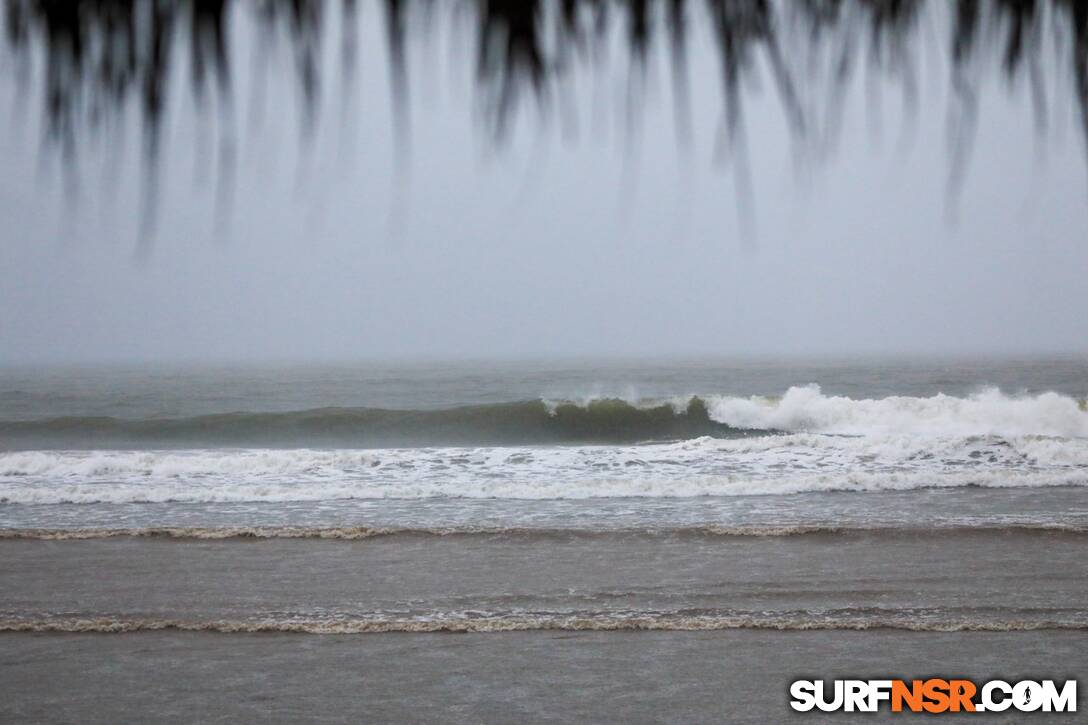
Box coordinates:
[1,1,1087,365]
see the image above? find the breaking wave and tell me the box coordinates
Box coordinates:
[0,398,747,449]
[1,386,1084,449]
[704,385,1088,437]
[1,387,1085,503]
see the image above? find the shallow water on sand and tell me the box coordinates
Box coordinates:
[3,525,1087,633]
[2,630,1085,723]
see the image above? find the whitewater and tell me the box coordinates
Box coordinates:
[701,384,1088,437]
[1,386,1086,505]
[3,364,1088,648]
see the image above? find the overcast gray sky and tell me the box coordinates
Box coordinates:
[1,3,1087,364]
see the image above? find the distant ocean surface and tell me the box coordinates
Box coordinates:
[2,359,1087,635]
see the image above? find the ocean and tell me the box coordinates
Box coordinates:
[3,358,1087,530]
[2,359,1087,721]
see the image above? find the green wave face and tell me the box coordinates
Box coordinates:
[0,397,758,449]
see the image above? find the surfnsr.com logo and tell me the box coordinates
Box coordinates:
[789,679,1077,714]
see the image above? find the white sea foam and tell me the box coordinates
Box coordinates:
[703,385,1088,437]
[3,388,1085,504]
[3,522,1084,540]
[3,609,1085,633]
[1,431,1086,503]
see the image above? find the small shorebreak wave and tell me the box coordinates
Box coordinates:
[3,607,1085,633]
[3,522,1087,540]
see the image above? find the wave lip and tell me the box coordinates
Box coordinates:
[3,386,1086,503]
[0,398,753,449]
[705,385,1088,438]
[2,386,1084,449]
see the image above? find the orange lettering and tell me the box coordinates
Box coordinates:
[922,679,951,713]
[891,680,924,713]
[949,680,977,712]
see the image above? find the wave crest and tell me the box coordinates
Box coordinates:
[704,385,1088,437]
[2,386,1084,448]
[0,398,747,448]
